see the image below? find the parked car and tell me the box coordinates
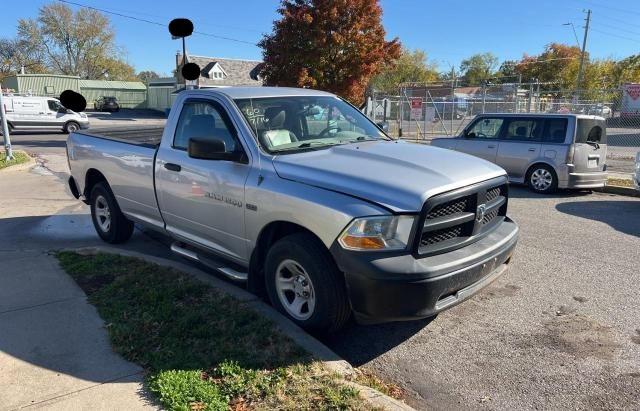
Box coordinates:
[588,104,611,117]
[94,96,120,112]
[66,87,519,332]
[1,94,89,133]
[635,151,640,191]
[431,113,608,193]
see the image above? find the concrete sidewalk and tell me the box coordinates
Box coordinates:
[0,157,157,410]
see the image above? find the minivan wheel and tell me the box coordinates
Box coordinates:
[64,121,80,133]
[527,164,557,194]
[90,182,134,243]
[265,233,350,333]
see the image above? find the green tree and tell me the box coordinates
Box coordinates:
[514,43,583,90]
[370,48,440,94]
[259,0,401,104]
[0,38,47,81]
[611,54,640,85]
[16,2,135,80]
[494,60,519,84]
[137,70,161,85]
[459,52,499,85]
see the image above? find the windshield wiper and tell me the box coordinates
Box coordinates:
[342,135,379,143]
[274,141,338,152]
[297,141,336,148]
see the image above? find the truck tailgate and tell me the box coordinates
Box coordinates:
[67,130,164,229]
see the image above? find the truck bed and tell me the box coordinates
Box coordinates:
[67,127,164,229]
[75,126,164,148]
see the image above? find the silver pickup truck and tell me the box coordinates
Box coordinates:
[67,87,519,332]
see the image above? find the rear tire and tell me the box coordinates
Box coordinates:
[64,121,80,133]
[527,164,558,194]
[265,233,350,333]
[90,182,134,244]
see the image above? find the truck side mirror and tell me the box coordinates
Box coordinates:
[188,138,245,162]
[376,121,389,133]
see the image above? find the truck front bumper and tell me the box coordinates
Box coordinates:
[331,218,518,324]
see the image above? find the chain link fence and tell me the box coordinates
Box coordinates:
[365,83,640,150]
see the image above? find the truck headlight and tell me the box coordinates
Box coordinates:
[338,215,415,251]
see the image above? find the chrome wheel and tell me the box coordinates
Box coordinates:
[531,168,553,191]
[94,195,112,233]
[275,259,316,320]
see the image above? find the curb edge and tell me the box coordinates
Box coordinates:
[64,245,414,411]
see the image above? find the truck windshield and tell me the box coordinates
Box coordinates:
[234,96,387,153]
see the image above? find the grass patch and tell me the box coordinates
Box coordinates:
[56,252,368,410]
[607,177,634,188]
[0,150,30,170]
[351,368,405,400]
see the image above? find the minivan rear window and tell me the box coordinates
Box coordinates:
[575,119,607,144]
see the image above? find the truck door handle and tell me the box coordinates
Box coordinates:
[164,163,181,172]
[528,148,536,152]
[488,145,496,148]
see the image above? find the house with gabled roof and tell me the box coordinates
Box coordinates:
[175,53,263,88]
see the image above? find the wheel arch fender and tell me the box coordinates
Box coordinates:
[84,168,109,200]
[248,221,330,297]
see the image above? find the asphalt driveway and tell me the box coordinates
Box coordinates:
[6,134,640,410]
[325,188,640,409]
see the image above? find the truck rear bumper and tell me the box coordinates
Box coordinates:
[331,219,518,324]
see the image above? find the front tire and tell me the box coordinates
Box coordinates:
[265,233,350,333]
[527,164,558,194]
[90,182,134,244]
[64,121,80,133]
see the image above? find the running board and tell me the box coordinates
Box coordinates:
[170,241,248,281]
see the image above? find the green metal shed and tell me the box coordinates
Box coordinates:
[79,80,147,109]
[146,77,177,112]
[2,74,80,96]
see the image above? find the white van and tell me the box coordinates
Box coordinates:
[2,95,90,133]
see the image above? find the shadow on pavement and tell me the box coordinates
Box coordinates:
[322,317,435,366]
[555,200,640,237]
[8,139,67,149]
[508,186,593,199]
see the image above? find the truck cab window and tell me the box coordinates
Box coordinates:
[173,102,237,152]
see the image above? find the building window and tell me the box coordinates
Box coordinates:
[45,85,55,94]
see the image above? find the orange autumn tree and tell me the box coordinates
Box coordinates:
[259,0,401,104]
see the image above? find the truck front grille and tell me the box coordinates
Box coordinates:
[420,226,463,246]
[426,198,468,219]
[416,178,508,256]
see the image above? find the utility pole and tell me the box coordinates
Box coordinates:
[575,9,591,99]
[0,84,13,160]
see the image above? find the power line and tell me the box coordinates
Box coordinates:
[590,27,640,44]
[571,0,640,17]
[503,57,580,66]
[594,13,640,29]
[593,21,640,38]
[56,0,258,46]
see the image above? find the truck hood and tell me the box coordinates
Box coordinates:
[272,140,506,212]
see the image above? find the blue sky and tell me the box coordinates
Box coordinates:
[2,0,639,75]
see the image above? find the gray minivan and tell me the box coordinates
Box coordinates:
[431,113,607,193]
